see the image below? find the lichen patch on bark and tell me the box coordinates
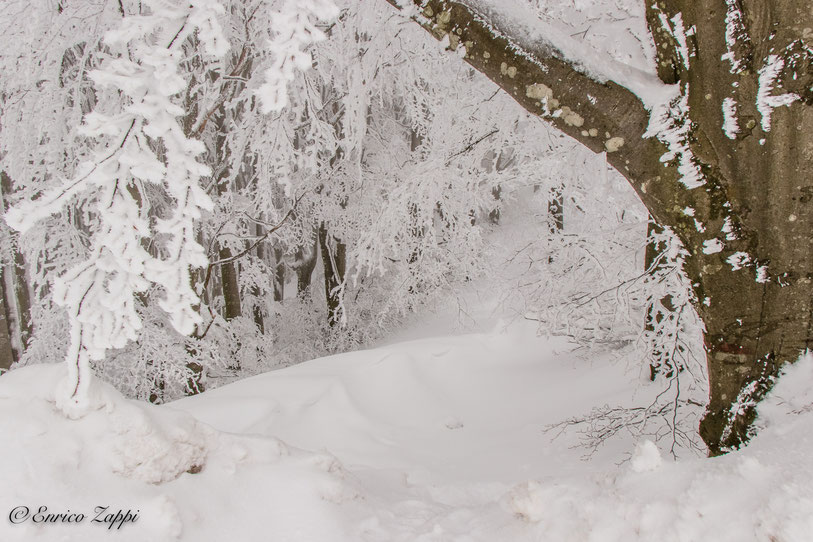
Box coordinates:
[605,136,625,152]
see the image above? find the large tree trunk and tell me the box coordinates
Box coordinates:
[647,0,813,455]
[386,0,813,455]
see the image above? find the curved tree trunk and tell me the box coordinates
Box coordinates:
[385,0,813,454]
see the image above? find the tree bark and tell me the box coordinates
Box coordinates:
[385,0,813,455]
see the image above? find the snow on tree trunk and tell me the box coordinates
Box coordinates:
[319,223,347,328]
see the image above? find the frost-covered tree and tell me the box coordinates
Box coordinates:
[386,0,812,455]
[0,0,336,413]
[1,0,557,402]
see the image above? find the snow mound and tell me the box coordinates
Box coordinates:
[630,439,662,472]
[2,339,813,541]
[0,363,212,484]
[0,364,357,542]
[757,350,813,430]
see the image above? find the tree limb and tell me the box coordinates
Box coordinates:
[382,0,659,181]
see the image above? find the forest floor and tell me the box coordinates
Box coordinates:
[1,323,812,541]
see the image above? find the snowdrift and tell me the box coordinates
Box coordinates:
[1,333,812,541]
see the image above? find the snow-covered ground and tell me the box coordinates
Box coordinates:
[2,327,812,541]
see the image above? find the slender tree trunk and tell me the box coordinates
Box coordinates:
[0,172,32,360]
[212,121,242,322]
[0,271,14,372]
[546,184,564,264]
[408,127,427,264]
[252,222,266,333]
[216,236,242,320]
[296,232,319,296]
[318,223,347,327]
[10,245,32,355]
[489,148,514,224]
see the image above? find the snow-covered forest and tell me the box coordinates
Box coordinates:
[0,0,811,540]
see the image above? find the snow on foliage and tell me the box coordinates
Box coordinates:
[5,0,229,414]
[255,0,340,113]
[1,0,703,414]
[2,0,336,413]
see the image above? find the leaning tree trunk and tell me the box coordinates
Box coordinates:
[386,0,813,455]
